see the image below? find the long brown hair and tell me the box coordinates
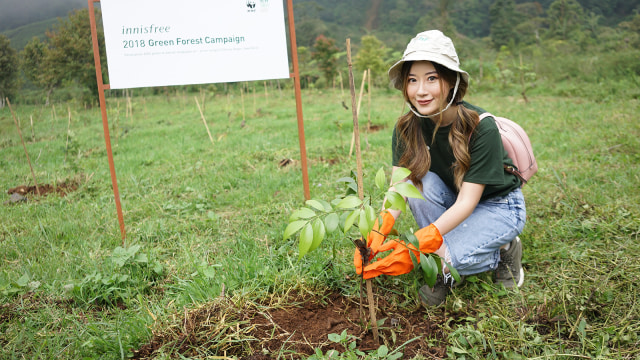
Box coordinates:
[395,61,479,190]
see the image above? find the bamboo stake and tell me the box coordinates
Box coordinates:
[127,95,133,120]
[366,68,372,150]
[240,86,246,123]
[263,81,269,105]
[195,97,215,145]
[7,98,40,196]
[64,106,72,165]
[368,69,372,130]
[349,70,368,157]
[346,39,379,346]
[30,115,35,142]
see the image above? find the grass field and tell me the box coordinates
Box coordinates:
[1,85,639,359]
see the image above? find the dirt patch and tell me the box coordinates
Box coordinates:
[132,290,450,359]
[6,179,79,201]
[367,124,385,132]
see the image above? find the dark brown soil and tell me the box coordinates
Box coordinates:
[132,290,450,359]
[7,180,79,198]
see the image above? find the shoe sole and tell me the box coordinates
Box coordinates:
[516,267,524,288]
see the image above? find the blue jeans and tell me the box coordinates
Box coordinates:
[408,172,526,275]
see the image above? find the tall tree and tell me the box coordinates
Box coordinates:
[415,0,457,37]
[489,0,518,49]
[0,34,19,107]
[354,35,389,85]
[44,8,106,103]
[21,37,59,105]
[312,35,340,87]
[546,0,585,40]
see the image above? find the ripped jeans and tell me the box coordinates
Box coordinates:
[408,172,526,276]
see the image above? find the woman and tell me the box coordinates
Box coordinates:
[355,30,526,307]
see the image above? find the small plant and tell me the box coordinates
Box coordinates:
[283,166,459,286]
[283,166,460,345]
[0,272,40,297]
[283,167,418,258]
[446,324,490,359]
[70,244,164,306]
[308,329,404,360]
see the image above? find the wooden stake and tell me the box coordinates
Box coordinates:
[127,95,133,119]
[368,69,372,130]
[64,106,72,165]
[195,97,215,145]
[30,115,35,142]
[240,86,246,123]
[349,69,368,157]
[264,81,269,105]
[346,39,379,346]
[7,98,40,196]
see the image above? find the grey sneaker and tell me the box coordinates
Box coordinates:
[419,275,450,307]
[419,273,464,307]
[495,236,524,288]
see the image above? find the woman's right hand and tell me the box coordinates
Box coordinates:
[353,211,396,274]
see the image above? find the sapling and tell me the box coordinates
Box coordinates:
[283,166,461,342]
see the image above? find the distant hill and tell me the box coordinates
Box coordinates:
[0,0,86,32]
[2,0,637,51]
[2,18,60,49]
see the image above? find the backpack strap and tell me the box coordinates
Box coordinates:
[471,112,528,185]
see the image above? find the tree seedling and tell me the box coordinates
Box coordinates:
[283,166,459,345]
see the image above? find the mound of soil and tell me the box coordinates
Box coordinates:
[132,290,450,359]
[6,180,79,202]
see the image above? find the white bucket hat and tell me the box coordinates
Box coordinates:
[388,30,469,91]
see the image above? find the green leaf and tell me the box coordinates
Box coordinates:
[394,182,424,199]
[328,333,341,343]
[202,266,216,279]
[305,199,326,212]
[385,191,406,212]
[134,253,148,264]
[289,207,316,221]
[309,218,325,252]
[336,176,356,185]
[375,167,387,190]
[283,220,307,241]
[391,167,411,184]
[377,344,389,357]
[358,209,371,238]
[445,262,461,283]
[318,199,333,212]
[298,223,314,258]
[344,210,359,233]
[336,195,362,209]
[15,273,30,288]
[409,245,419,269]
[421,253,438,287]
[324,213,339,233]
[450,346,469,354]
[365,205,376,226]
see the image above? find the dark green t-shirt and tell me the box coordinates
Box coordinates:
[392,102,521,200]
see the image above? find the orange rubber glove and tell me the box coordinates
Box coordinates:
[360,224,443,279]
[353,211,395,274]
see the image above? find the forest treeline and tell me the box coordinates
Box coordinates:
[0,0,639,106]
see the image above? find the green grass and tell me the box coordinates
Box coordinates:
[1,85,639,359]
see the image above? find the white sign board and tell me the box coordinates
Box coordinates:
[100,0,290,89]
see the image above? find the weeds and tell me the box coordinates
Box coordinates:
[1,89,639,358]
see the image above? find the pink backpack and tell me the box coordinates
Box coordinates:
[479,113,538,185]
